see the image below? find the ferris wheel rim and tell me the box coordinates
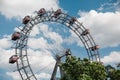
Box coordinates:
[11,8,100,80]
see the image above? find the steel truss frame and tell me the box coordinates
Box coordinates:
[12,9,100,80]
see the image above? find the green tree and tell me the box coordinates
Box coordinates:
[105,65,120,80]
[110,70,120,80]
[61,56,107,80]
[117,63,120,70]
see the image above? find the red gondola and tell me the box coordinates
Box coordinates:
[69,17,77,24]
[12,32,21,41]
[81,29,90,36]
[38,8,46,16]
[22,16,31,24]
[9,55,19,64]
[54,9,62,18]
[89,45,100,51]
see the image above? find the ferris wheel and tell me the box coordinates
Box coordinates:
[9,8,100,80]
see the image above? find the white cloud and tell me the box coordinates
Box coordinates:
[28,37,48,49]
[39,24,63,45]
[98,0,120,11]
[0,3,72,79]
[27,49,55,70]
[30,25,40,37]
[26,23,64,52]
[0,22,65,79]
[23,49,55,80]
[63,30,82,46]
[3,47,55,80]
[37,24,64,51]
[0,0,60,19]
[36,73,51,79]
[0,48,16,70]
[78,10,120,48]
[101,51,120,65]
[7,71,21,80]
[0,35,12,49]
[7,71,52,80]
[0,35,16,70]
[0,33,56,80]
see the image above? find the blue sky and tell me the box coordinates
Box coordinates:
[0,0,120,80]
